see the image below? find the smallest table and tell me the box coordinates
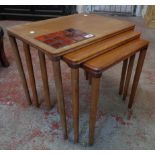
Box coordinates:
[83,38,149,145]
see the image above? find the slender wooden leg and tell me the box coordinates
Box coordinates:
[128,48,147,109]
[119,59,128,95]
[0,37,9,67]
[52,60,68,139]
[71,68,79,143]
[9,36,31,105]
[23,43,39,107]
[123,54,135,100]
[38,50,52,109]
[89,76,101,145]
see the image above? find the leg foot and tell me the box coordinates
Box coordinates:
[119,59,128,95]
[89,76,101,145]
[128,48,147,108]
[71,68,79,143]
[123,54,135,100]
[9,36,31,105]
[52,60,68,139]
[38,50,52,109]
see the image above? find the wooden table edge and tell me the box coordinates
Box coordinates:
[7,25,135,59]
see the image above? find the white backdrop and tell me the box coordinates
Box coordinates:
[77,5,146,16]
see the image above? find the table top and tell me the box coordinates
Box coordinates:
[83,39,149,74]
[7,13,135,57]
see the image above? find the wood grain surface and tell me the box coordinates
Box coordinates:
[7,14,135,57]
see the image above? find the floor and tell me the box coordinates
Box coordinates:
[0,15,155,150]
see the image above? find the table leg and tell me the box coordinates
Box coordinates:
[9,36,31,105]
[123,54,135,100]
[23,43,39,107]
[128,48,147,109]
[71,68,79,143]
[119,59,128,95]
[89,76,101,145]
[52,60,68,139]
[38,50,52,109]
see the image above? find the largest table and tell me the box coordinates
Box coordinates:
[7,13,135,139]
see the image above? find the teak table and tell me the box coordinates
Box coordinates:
[7,13,135,140]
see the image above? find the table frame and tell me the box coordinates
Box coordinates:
[7,13,138,143]
[87,46,148,145]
